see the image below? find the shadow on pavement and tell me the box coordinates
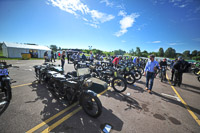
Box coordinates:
[152,91,200,116]
[51,107,124,133]
[181,83,200,91]
[26,80,123,132]
[103,90,142,111]
[127,84,145,93]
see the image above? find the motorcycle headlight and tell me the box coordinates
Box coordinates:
[84,79,93,88]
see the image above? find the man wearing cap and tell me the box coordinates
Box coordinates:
[172,56,184,86]
[144,54,159,93]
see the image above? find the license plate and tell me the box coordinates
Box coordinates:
[0,69,8,76]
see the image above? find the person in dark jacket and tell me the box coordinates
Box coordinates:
[172,57,184,87]
[67,52,70,64]
[51,51,55,62]
[82,54,87,62]
[61,50,66,70]
[170,59,177,82]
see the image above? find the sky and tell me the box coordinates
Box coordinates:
[0,0,200,53]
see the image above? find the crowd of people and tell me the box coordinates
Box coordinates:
[44,50,190,93]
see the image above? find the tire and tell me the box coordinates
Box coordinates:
[0,82,12,116]
[138,67,144,74]
[193,68,199,76]
[81,94,102,118]
[74,64,78,70]
[124,72,136,85]
[112,77,127,92]
[133,71,142,80]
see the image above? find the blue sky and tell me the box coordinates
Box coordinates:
[0,0,200,53]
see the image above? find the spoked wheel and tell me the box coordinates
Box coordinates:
[0,82,12,116]
[133,71,142,80]
[112,77,127,92]
[138,67,144,74]
[124,73,136,85]
[81,94,102,118]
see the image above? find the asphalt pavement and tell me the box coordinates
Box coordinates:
[0,59,199,133]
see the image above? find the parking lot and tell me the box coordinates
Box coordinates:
[0,60,199,133]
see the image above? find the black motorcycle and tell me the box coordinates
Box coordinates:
[0,61,12,116]
[47,68,103,118]
[90,66,127,93]
[33,63,63,83]
[117,65,136,85]
[129,64,142,80]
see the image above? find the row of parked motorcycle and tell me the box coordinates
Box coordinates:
[32,59,144,118]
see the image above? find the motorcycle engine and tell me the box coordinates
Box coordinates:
[84,79,93,88]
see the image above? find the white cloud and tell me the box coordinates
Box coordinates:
[115,11,139,37]
[121,40,126,43]
[193,38,200,42]
[179,4,186,8]
[100,0,114,7]
[48,0,115,28]
[152,41,161,43]
[168,42,183,45]
[118,10,126,17]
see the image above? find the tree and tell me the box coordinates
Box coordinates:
[164,47,176,58]
[135,47,141,56]
[197,51,200,56]
[182,50,190,59]
[113,49,126,55]
[141,50,148,57]
[129,49,135,56]
[50,45,58,51]
[158,48,164,57]
[191,50,198,57]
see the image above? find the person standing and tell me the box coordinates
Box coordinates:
[144,54,159,93]
[159,58,168,81]
[51,51,55,62]
[90,51,94,62]
[61,50,66,70]
[172,56,184,87]
[67,52,70,64]
[44,51,48,62]
[58,52,61,59]
[82,53,87,62]
[170,59,177,82]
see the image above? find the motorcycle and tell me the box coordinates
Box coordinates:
[46,68,103,118]
[117,65,136,85]
[0,61,12,116]
[90,66,127,93]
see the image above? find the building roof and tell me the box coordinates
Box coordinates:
[3,42,51,51]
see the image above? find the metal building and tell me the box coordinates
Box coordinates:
[1,42,51,58]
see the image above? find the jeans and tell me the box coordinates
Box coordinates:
[146,72,155,90]
[174,71,183,86]
[61,60,65,70]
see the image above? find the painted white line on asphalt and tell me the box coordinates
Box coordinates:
[161,93,181,101]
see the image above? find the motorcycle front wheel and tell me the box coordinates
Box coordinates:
[81,94,102,118]
[112,77,127,92]
[124,73,136,85]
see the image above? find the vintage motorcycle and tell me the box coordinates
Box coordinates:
[90,65,127,92]
[45,68,103,118]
